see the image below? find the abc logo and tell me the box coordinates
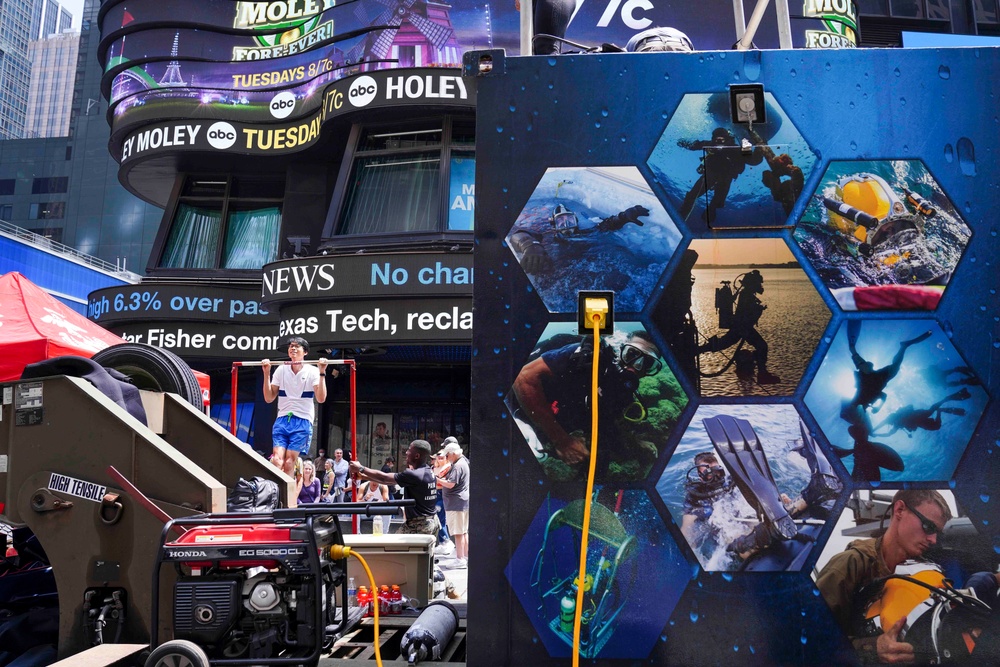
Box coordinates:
[206,122,238,150]
[269,92,296,119]
[349,76,378,107]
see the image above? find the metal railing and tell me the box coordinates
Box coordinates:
[0,218,141,282]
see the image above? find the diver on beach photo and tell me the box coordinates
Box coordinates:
[697,269,781,385]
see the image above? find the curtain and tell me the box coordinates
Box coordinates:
[223,206,281,269]
[340,152,440,235]
[161,204,221,268]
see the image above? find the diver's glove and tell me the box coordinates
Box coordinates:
[520,242,547,273]
[598,205,650,232]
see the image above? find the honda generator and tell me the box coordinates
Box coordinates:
[147,503,408,667]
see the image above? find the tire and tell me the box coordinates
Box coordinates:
[144,640,209,667]
[92,343,203,410]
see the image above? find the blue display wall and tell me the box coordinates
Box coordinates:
[469,46,1000,665]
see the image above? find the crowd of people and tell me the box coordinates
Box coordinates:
[261,338,470,567]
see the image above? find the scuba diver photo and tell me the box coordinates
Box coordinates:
[505,166,681,313]
[651,238,829,397]
[804,320,987,483]
[657,404,842,572]
[793,159,972,311]
[504,489,687,659]
[505,322,687,484]
[647,92,817,230]
[814,489,1000,664]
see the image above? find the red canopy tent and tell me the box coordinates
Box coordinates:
[0,273,210,404]
[0,272,126,381]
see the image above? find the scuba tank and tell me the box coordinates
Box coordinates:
[715,281,735,329]
[903,187,936,217]
[399,601,460,665]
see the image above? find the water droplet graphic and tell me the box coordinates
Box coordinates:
[894,67,901,77]
[689,611,699,623]
[899,97,906,106]
[790,68,797,77]
[944,144,954,163]
[547,57,557,67]
[849,101,855,109]
[939,65,951,79]
[496,126,503,133]
[801,629,808,645]
[982,494,990,503]
[825,62,831,71]
[601,108,609,117]
[957,137,977,175]
[595,122,601,128]
[722,573,733,582]
[850,141,857,151]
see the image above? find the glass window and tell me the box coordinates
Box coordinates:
[158,175,283,270]
[925,0,949,19]
[340,152,441,235]
[161,204,221,269]
[0,204,12,219]
[334,117,475,237]
[31,176,68,194]
[857,0,888,14]
[29,201,65,219]
[890,0,923,17]
[222,205,282,269]
[0,179,14,195]
[975,0,998,22]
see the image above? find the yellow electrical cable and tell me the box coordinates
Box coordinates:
[572,315,602,667]
[331,545,382,667]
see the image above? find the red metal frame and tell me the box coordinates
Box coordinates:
[229,358,359,529]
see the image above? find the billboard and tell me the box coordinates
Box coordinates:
[471,46,1000,665]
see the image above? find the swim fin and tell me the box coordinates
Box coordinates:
[703,415,797,541]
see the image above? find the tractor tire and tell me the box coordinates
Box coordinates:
[144,640,210,667]
[92,343,203,410]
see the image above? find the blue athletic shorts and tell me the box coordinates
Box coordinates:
[272,415,313,455]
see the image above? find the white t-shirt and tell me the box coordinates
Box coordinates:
[270,363,322,421]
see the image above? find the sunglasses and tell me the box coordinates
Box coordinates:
[620,343,663,376]
[905,503,943,536]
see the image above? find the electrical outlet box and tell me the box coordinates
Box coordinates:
[577,290,614,335]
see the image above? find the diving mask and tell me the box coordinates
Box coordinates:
[620,343,663,376]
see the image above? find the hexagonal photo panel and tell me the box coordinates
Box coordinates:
[504,488,688,659]
[814,488,1000,663]
[656,403,843,572]
[650,239,830,397]
[505,166,682,313]
[804,320,988,483]
[793,159,972,310]
[648,92,818,229]
[505,321,688,484]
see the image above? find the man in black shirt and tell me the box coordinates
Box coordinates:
[349,440,440,536]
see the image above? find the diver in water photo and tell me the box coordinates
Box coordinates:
[793,160,972,310]
[508,326,684,483]
[805,320,987,483]
[505,166,681,313]
[507,202,650,274]
[659,408,840,572]
[678,127,764,221]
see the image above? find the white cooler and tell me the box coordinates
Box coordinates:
[342,534,435,605]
